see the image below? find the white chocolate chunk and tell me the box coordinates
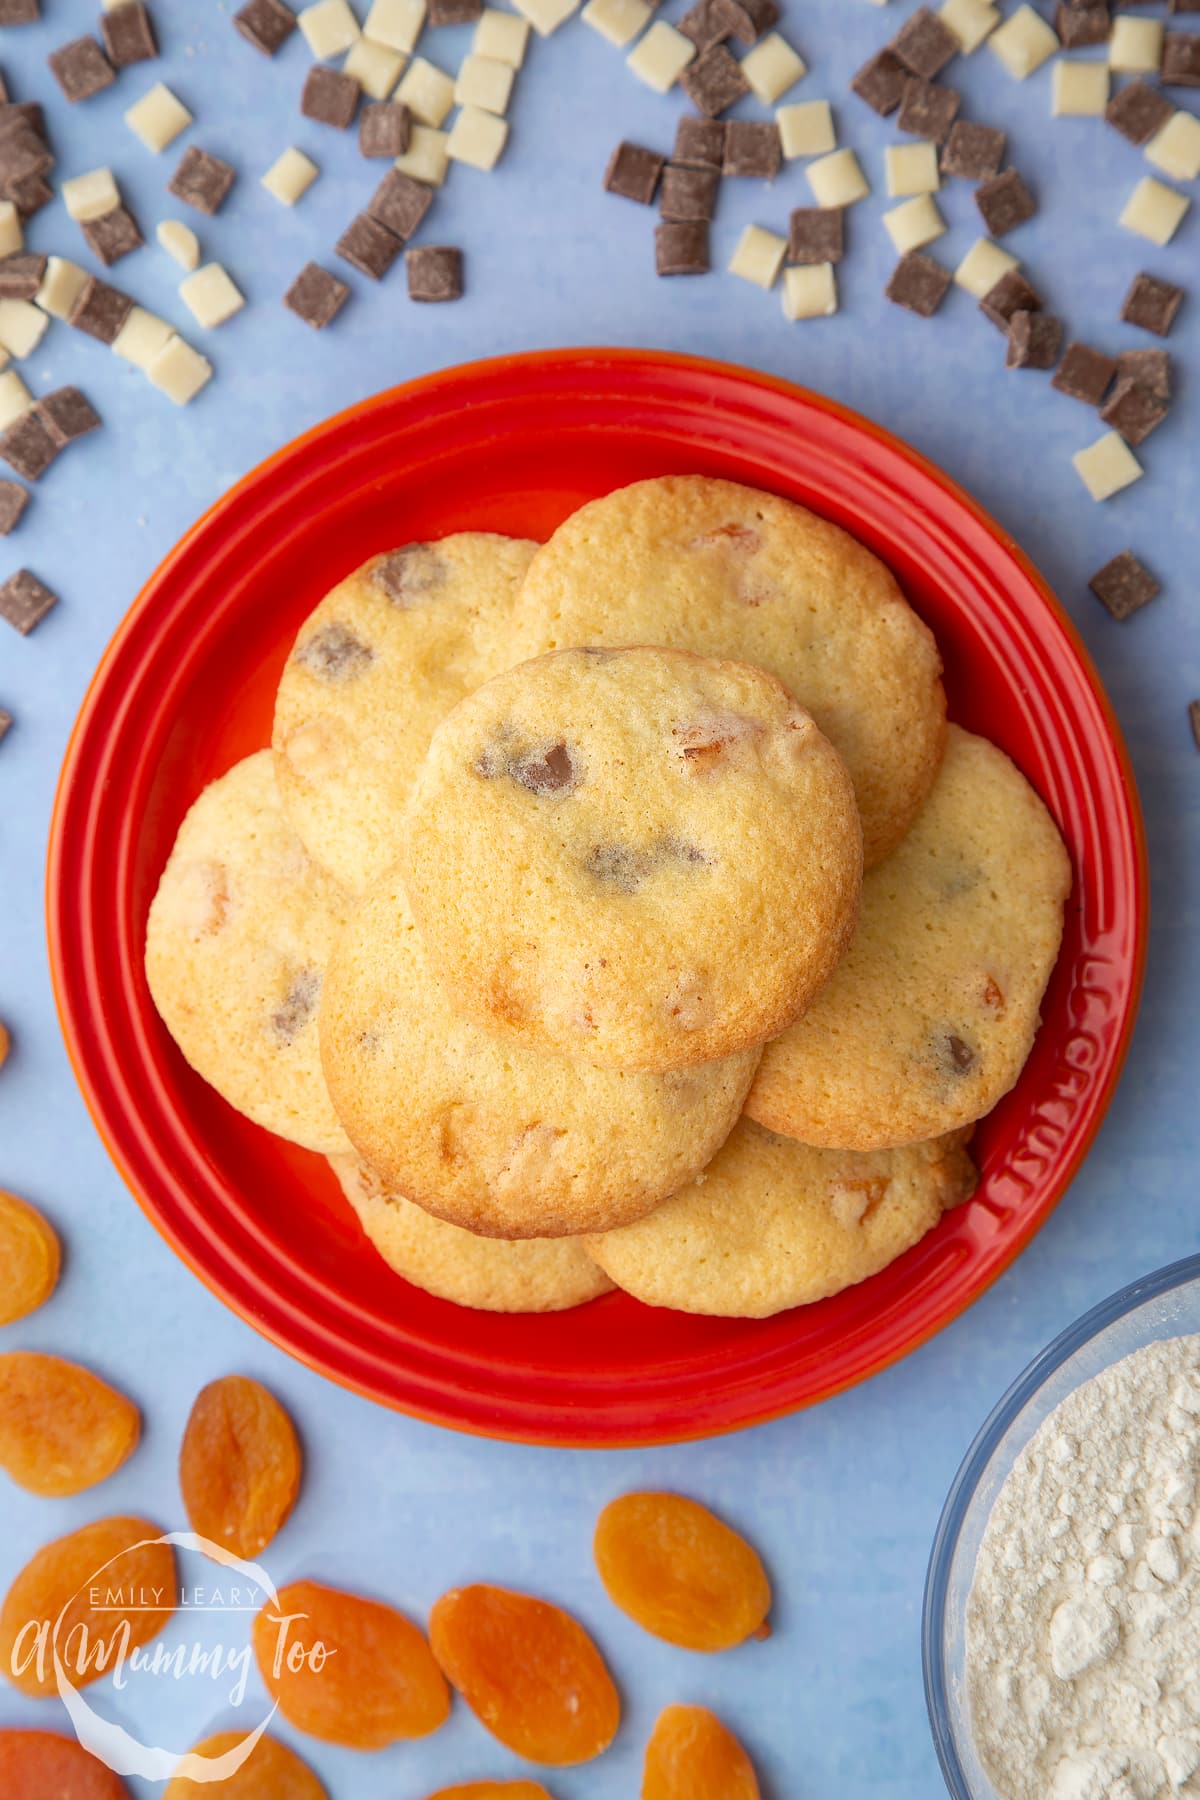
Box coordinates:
[777,99,836,159]
[364,0,424,52]
[0,201,22,259]
[886,140,940,195]
[1073,432,1143,502]
[446,103,508,168]
[396,55,455,125]
[954,236,1017,296]
[125,82,193,152]
[394,122,449,184]
[147,336,213,406]
[0,370,32,429]
[62,166,121,222]
[261,147,319,206]
[0,300,48,360]
[157,219,201,269]
[511,0,578,33]
[179,263,246,329]
[988,5,1058,79]
[939,0,998,54]
[344,37,405,97]
[741,31,806,103]
[1145,112,1200,183]
[36,257,88,320]
[883,192,946,253]
[1052,59,1109,116]
[474,7,530,63]
[807,147,869,207]
[627,20,695,91]
[298,0,361,56]
[454,52,514,113]
[1109,16,1163,74]
[111,306,175,369]
[728,223,787,289]
[582,0,650,47]
[782,261,837,319]
[1119,175,1190,245]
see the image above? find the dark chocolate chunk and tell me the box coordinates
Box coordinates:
[1163,31,1200,83]
[367,167,432,238]
[1006,309,1063,369]
[0,0,39,21]
[336,211,402,280]
[100,2,157,67]
[851,48,907,116]
[296,622,374,680]
[1099,376,1169,446]
[897,76,960,142]
[1121,270,1185,335]
[0,103,50,148]
[67,277,133,343]
[603,140,665,204]
[945,1032,976,1074]
[1173,0,1200,13]
[47,36,115,101]
[0,252,45,298]
[659,163,719,221]
[975,166,1036,236]
[0,568,56,633]
[271,970,320,1042]
[1056,2,1109,48]
[941,120,1005,180]
[678,0,734,51]
[0,708,11,743]
[980,269,1041,331]
[739,0,779,37]
[1105,78,1173,145]
[680,44,749,116]
[511,741,578,796]
[891,6,958,78]
[169,147,236,214]
[427,0,481,20]
[406,244,462,302]
[885,250,951,316]
[234,0,297,54]
[0,123,52,183]
[1117,346,1170,397]
[36,387,100,447]
[1088,549,1160,619]
[372,544,447,602]
[300,64,360,129]
[788,205,843,265]
[283,261,349,328]
[1052,341,1118,404]
[359,100,410,158]
[585,842,651,893]
[9,173,53,219]
[0,478,28,534]
[0,411,58,481]
[0,73,7,104]
[674,116,725,169]
[722,118,781,178]
[1190,700,1200,752]
[655,219,709,275]
[81,204,144,266]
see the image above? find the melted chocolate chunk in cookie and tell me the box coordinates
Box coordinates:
[296,622,374,681]
[371,542,448,604]
[271,969,321,1042]
[511,740,578,796]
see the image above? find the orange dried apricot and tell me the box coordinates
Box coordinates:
[424,1786,554,1799]
[429,1583,620,1767]
[179,1375,302,1560]
[0,1352,140,1498]
[642,1705,761,1799]
[594,1492,771,1652]
[0,1190,61,1326]
[0,1728,130,1798]
[0,1515,175,1698]
[163,1729,326,1798]
[253,1578,450,1749]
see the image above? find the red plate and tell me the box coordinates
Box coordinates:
[47,350,1147,1447]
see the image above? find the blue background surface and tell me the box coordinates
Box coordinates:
[0,0,1197,1792]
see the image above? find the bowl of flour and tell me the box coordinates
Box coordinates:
[924,1255,1200,1800]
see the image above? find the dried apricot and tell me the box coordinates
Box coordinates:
[0,1728,130,1798]
[0,1515,175,1698]
[424,1786,554,1799]
[642,1705,761,1799]
[179,1375,301,1560]
[0,1353,140,1498]
[429,1584,619,1766]
[594,1492,771,1653]
[163,1729,326,1798]
[253,1578,450,1749]
[0,1190,60,1326]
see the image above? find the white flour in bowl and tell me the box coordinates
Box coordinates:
[967,1333,1200,1800]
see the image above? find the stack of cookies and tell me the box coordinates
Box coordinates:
[145,477,1071,1319]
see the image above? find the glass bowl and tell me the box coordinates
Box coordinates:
[923,1254,1200,1798]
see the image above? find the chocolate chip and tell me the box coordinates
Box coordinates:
[891,6,958,78]
[851,48,907,116]
[36,387,100,447]
[1120,270,1184,336]
[234,0,297,54]
[722,119,781,178]
[100,1,157,67]
[512,741,579,796]
[1163,31,1200,83]
[371,543,447,602]
[1190,701,1200,753]
[359,100,410,158]
[406,244,462,302]
[673,116,726,169]
[941,120,1006,180]
[603,140,665,205]
[271,970,320,1043]
[428,0,481,20]
[681,43,750,116]
[367,167,432,239]
[585,843,650,893]
[1099,376,1169,447]
[975,166,1036,236]
[0,0,39,21]
[1105,78,1173,145]
[660,163,719,222]
[1051,341,1117,404]
[67,276,134,343]
[1056,0,1109,46]
[336,212,402,280]
[788,205,843,265]
[655,220,709,275]
[0,479,28,535]
[284,261,349,328]
[47,36,115,101]
[1117,346,1170,397]
[81,204,144,266]
[0,411,58,481]
[1006,310,1063,370]
[169,146,236,215]
[945,1032,976,1074]
[1088,549,1160,619]
[301,63,360,129]
[296,622,374,680]
[885,251,952,316]
[0,568,56,634]
[979,269,1041,331]
[0,252,45,298]
[897,76,960,143]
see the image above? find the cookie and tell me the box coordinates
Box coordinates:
[328,1155,616,1312]
[746,726,1072,1149]
[145,751,353,1153]
[509,475,946,867]
[585,1118,977,1317]
[273,534,538,892]
[399,645,863,1073]
[319,873,760,1236]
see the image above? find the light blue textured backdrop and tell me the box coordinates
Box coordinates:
[0,0,1197,1792]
